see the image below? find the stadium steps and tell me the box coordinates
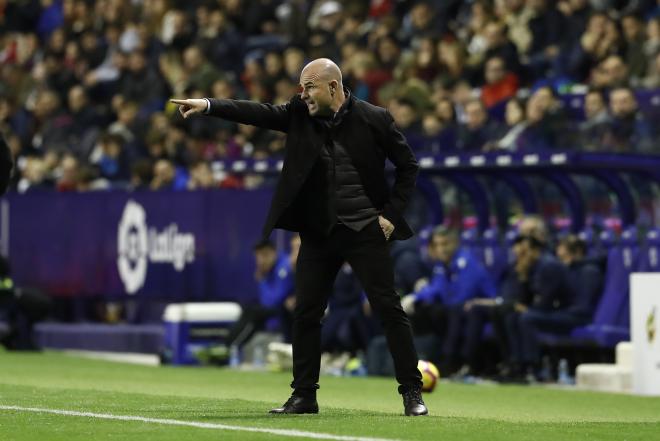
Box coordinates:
[575,342,632,393]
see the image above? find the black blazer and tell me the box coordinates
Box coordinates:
[0,134,13,195]
[208,93,419,241]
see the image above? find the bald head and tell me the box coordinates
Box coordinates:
[301,58,343,84]
[299,58,345,116]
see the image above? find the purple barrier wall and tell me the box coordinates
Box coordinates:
[3,189,273,301]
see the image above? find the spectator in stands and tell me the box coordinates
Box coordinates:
[221,239,295,351]
[557,0,592,50]
[107,98,142,147]
[565,12,618,81]
[426,97,458,151]
[27,89,70,154]
[150,158,186,190]
[463,2,495,79]
[482,21,521,78]
[196,9,244,77]
[90,133,131,183]
[493,97,528,151]
[17,157,51,193]
[391,99,424,151]
[418,114,449,154]
[283,48,306,83]
[518,86,573,150]
[592,54,630,89]
[55,154,80,192]
[500,0,534,57]
[187,161,216,190]
[65,85,103,157]
[129,159,153,191]
[435,94,456,122]
[481,56,520,109]
[429,44,458,91]
[579,89,611,150]
[641,51,660,88]
[118,50,168,109]
[456,99,502,151]
[601,86,656,152]
[413,37,441,84]
[400,2,438,46]
[622,14,649,83]
[644,17,660,61]
[401,226,496,374]
[180,45,223,94]
[526,0,565,77]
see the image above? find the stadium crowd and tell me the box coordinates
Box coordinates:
[2,0,660,192]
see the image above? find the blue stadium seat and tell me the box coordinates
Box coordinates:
[481,228,509,283]
[504,227,519,262]
[461,228,481,259]
[638,228,660,272]
[598,229,619,252]
[569,227,638,347]
[577,227,600,257]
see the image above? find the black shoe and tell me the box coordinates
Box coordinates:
[269,395,319,414]
[402,387,428,416]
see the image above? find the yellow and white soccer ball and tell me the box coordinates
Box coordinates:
[417,360,440,392]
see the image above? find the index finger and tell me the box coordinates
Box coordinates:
[170,99,188,105]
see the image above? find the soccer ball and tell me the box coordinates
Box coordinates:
[417,360,440,392]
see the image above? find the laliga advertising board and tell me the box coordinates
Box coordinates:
[630,273,660,396]
[117,200,196,294]
[5,190,272,300]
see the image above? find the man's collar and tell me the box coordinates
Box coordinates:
[333,87,352,117]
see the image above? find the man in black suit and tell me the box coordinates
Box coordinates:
[0,134,12,195]
[172,58,427,416]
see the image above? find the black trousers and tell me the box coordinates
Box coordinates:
[292,220,422,394]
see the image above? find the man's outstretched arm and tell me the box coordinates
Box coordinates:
[170,98,291,133]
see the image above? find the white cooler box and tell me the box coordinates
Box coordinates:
[163,302,241,365]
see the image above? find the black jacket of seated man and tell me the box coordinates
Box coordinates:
[207,91,419,241]
[204,86,423,400]
[0,134,13,195]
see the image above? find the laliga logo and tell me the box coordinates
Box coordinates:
[117,200,196,294]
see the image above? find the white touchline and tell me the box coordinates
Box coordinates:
[0,405,405,441]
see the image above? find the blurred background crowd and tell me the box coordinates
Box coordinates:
[2,0,660,193]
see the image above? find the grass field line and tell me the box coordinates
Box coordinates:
[0,404,405,441]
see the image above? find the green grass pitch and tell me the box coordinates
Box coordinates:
[1,350,659,441]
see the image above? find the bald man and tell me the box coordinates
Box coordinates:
[172,58,426,416]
